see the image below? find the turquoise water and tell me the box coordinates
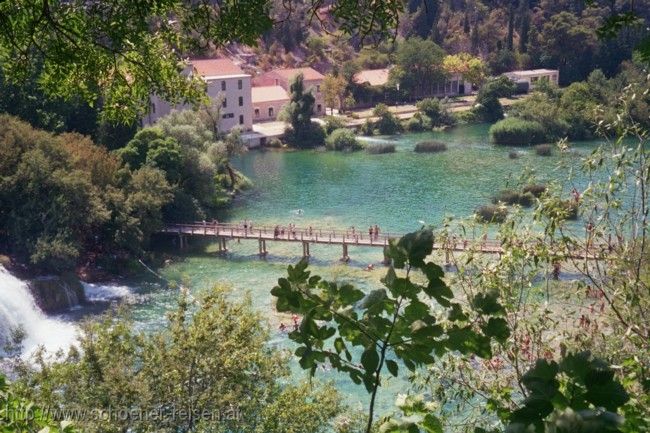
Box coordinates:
[126,124,600,414]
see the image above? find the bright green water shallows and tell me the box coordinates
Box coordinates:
[131,124,599,415]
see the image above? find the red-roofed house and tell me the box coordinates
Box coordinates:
[252,67,325,118]
[145,58,252,132]
[353,68,391,87]
[252,85,290,122]
[352,67,471,105]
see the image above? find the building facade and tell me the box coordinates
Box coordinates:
[503,69,559,92]
[252,67,325,117]
[144,58,253,132]
[251,85,290,122]
[353,68,472,97]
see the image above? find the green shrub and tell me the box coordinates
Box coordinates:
[404,114,432,132]
[541,198,579,220]
[475,205,508,223]
[325,128,363,151]
[414,141,448,153]
[492,189,533,207]
[523,184,547,197]
[366,143,395,154]
[489,118,547,146]
[373,103,402,135]
[535,144,553,156]
[416,98,456,126]
[453,109,479,124]
[359,119,375,136]
[267,138,284,148]
[324,116,347,134]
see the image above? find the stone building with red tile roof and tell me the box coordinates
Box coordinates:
[252,67,325,118]
[251,85,290,122]
[145,58,252,132]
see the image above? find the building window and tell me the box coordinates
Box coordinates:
[452,80,458,94]
[238,79,243,90]
[254,108,260,118]
[268,107,274,117]
[239,115,244,125]
[531,76,538,83]
[238,96,243,106]
[221,81,226,91]
[222,98,227,108]
[317,104,322,113]
[150,102,156,114]
[221,113,234,119]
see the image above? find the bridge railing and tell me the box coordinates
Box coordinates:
[162,222,402,245]
[161,222,508,250]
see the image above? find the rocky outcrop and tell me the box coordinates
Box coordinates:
[28,272,86,313]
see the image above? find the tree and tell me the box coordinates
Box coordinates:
[372,104,402,135]
[540,12,599,84]
[272,229,508,432]
[0,115,173,271]
[1,374,78,433]
[281,73,325,148]
[443,53,487,87]
[0,1,406,123]
[17,286,344,433]
[322,74,348,115]
[391,37,447,98]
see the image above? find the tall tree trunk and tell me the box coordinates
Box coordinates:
[507,1,515,51]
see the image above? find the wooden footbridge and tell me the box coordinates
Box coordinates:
[158,222,543,263]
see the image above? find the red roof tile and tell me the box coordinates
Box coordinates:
[272,67,324,81]
[354,68,390,86]
[191,58,245,77]
[252,85,290,103]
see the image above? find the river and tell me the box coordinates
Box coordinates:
[1,124,601,415]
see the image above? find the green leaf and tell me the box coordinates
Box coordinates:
[421,414,443,433]
[471,291,505,315]
[360,289,387,309]
[448,303,468,321]
[339,284,365,305]
[584,368,629,411]
[395,229,434,267]
[361,348,380,373]
[386,359,399,377]
[481,317,510,343]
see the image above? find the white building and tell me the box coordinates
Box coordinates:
[503,69,559,91]
[144,58,253,132]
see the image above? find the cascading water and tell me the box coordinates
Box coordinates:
[0,266,77,358]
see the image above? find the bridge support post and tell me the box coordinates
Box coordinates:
[302,241,310,258]
[382,246,391,266]
[179,234,187,250]
[341,243,349,262]
[445,248,450,266]
[259,239,267,256]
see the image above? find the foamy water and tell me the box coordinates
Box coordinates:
[83,281,133,302]
[0,266,77,357]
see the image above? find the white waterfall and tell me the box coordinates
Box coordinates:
[0,266,77,358]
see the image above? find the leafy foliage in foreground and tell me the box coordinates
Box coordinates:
[272,228,509,432]
[1,374,77,433]
[14,286,343,433]
[506,352,629,433]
